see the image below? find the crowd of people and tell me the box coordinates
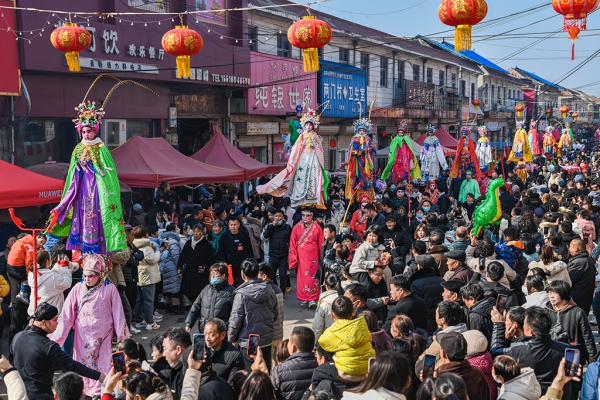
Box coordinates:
[3,132,600,400]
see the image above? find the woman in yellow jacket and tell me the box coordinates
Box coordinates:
[0,273,10,334]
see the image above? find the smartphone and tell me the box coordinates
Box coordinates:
[247,334,260,357]
[193,333,205,362]
[565,348,580,377]
[112,352,126,375]
[543,226,550,235]
[496,295,509,314]
[423,353,436,378]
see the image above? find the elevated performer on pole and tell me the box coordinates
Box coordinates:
[450,126,481,181]
[420,124,448,182]
[343,117,376,200]
[528,120,542,156]
[508,121,532,163]
[380,120,421,183]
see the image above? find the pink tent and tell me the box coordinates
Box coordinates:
[415,126,458,156]
[111,136,246,187]
[0,159,63,208]
[191,130,283,180]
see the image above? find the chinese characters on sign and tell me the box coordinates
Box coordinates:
[79,57,159,74]
[319,61,367,118]
[248,52,317,115]
[82,26,165,61]
[405,81,435,109]
[173,68,250,85]
[196,0,227,26]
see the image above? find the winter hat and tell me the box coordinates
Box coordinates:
[462,330,488,357]
[534,207,545,218]
[132,203,143,212]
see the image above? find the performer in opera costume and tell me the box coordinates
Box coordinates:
[515,158,528,183]
[51,101,126,254]
[380,120,421,182]
[595,126,600,142]
[509,121,532,163]
[343,117,376,199]
[528,120,542,156]
[420,124,448,182]
[543,126,558,160]
[258,107,329,209]
[476,125,493,175]
[459,170,481,203]
[558,127,572,157]
[450,126,481,180]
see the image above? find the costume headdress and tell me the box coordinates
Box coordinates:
[545,126,554,134]
[530,120,537,129]
[460,126,472,136]
[426,124,436,135]
[517,121,526,129]
[353,118,372,135]
[82,254,108,274]
[73,101,105,133]
[478,125,489,136]
[396,120,408,135]
[299,107,320,129]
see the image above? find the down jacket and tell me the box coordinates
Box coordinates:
[186,279,235,333]
[271,352,319,400]
[498,367,542,400]
[132,238,161,286]
[312,289,338,341]
[27,263,73,316]
[227,278,278,348]
[159,231,182,294]
[267,280,284,341]
[527,260,572,286]
[318,316,376,376]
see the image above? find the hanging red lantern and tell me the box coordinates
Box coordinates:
[50,23,92,72]
[438,0,488,52]
[162,25,203,78]
[545,108,553,117]
[552,0,599,60]
[515,103,525,117]
[287,15,332,72]
[572,112,579,121]
[560,105,571,118]
[588,112,593,118]
[471,98,482,111]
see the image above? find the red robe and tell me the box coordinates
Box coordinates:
[350,209,368,240]
[289,221,324,302]
[450,137,481,181]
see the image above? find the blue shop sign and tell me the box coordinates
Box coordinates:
[319,60,367,118]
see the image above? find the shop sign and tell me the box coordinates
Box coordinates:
[247,122,279,135]
[80,57,159,74]
[174,93,226,115]
[174,68,250,85]
[248,51,317,115]
[371,108,405,118]
[319,60,367,118]
[329,138,338,149]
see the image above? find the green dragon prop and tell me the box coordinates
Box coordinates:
[472,178,505,237]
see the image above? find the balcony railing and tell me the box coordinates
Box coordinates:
[393,79,460,111]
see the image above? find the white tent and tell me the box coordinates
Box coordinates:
[374,139,422,158]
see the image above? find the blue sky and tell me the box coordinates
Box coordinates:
[293,0,600,95]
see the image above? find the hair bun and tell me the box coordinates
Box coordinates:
[152,376,166,392]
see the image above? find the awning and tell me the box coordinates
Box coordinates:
[0,159,63,208]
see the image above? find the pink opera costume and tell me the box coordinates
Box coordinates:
[420,124,448,182]
[380,120,421,182]
[476,125,493,175]
[257,108,329,209]
[49,254,129,397]
[343,117,377,199]
[289,207,324,305]
[528,120,542,156]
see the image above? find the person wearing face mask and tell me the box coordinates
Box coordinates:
[459,170,481,203]
[350,194,371,240]
[263,210,292,294]
[328,194,346,229]
[350,225,392,293]
[185,263,235,334]
[289,207,324,308]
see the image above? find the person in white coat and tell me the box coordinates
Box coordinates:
[493,355,541,400]
[27,250,75,317]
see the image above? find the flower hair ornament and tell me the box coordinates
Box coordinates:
[300,107,321,129]
[530,120,538,129]
[478,125,489,136]
[426,124,436,135]
[82,253,109,275]
[460,126,472,136]
[353,118,372,135]
[73,101,105,133]
[396,120,408,135]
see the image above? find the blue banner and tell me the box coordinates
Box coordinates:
[319,60,367,118]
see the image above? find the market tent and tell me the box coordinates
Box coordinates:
[0,159,64,208]
[191,130,283,180]
[374,139,422,159]
[111,136,246,187]
[415,127,458,156]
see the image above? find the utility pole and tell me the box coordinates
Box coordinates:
[457,66,463,137]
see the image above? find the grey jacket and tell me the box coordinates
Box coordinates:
[160,231,182,294]
[312,289,338,341]
[227,279,278,347]
[267,280,285,341]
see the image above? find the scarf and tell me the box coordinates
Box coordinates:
[191,236,202,250]
[211,231,223,253]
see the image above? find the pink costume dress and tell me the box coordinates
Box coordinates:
[49,280,129,397]
[289,221,324,302]
[528,123,542,156]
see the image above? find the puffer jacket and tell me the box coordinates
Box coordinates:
[132,238,161,286]
[245,216,262,259]
[581,359,600,400]
[468,297,495,345]
[567,251,596,313]
[271,352,319,400]
[318,316,376,376]
[186,279,235,332]
[108,249,130,288]
[528,260,571,285]
[227,278,278,347]
[466,351,497,400]
[313,289,338,341]
[546,298,598,364]
[266,280,284,341]
[263,222,292,258]
[498,367,542,400]
[350,242,386,273]
[159,231,182,294]
[27,263,72,316]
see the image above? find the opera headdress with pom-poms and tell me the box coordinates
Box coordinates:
[73,101,105,133]
[353,118,372,135]
[300,107,321,129]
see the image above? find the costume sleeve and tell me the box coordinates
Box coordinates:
[48,285,78,345]
[435,144,448,170]
[49,340,102,380]
[109,284,129,341]
[381,138,399,180]
[289,226,298,270]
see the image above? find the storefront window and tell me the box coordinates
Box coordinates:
[16,119,78,167]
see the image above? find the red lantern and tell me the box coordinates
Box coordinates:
[287,15,332,72]
[560,105,570,118]
[515,103,525,117]
[552,0,599,59]
[545,108,553,117]
[572,112,579,121]
[471,98,482,111]
[588,112,593,118]
[438,0,488,52]
[50,23,92,72]
[162,26,203,78]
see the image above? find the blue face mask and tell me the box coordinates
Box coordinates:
[423,207,430,212]
[333,202,341,207]
[416,214,424,220]
[372,242,379,247]
[210,277,222,285]
[341,228,349,234]
[391,185,397,191]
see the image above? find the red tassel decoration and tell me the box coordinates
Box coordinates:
[227,264,234,285]
[572,40,575,60]
[47,209,59,233]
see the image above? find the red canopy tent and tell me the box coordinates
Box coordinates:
[0,159,63,208]
[191,129,283,180]
[415,127,458,156]
[111,136,246,187]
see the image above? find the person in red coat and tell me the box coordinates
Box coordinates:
[450,126,481,181]
[289,207,324,308]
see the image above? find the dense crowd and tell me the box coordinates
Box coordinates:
[3,137,600,400]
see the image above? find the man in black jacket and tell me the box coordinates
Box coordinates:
[459,283,494,345]
[162,327,191,400]
[364,204,385,229]
[567,238,596,314]
[383,274,427,334]
[301,344,360,400]
[263,210,292,293]
[383,215,412,273]
[204,318,245,388]
[410,255,444,334]
[217,216,255,286]
[12,303,104,400]
[271,326,318,400]
[470,260,520,308]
